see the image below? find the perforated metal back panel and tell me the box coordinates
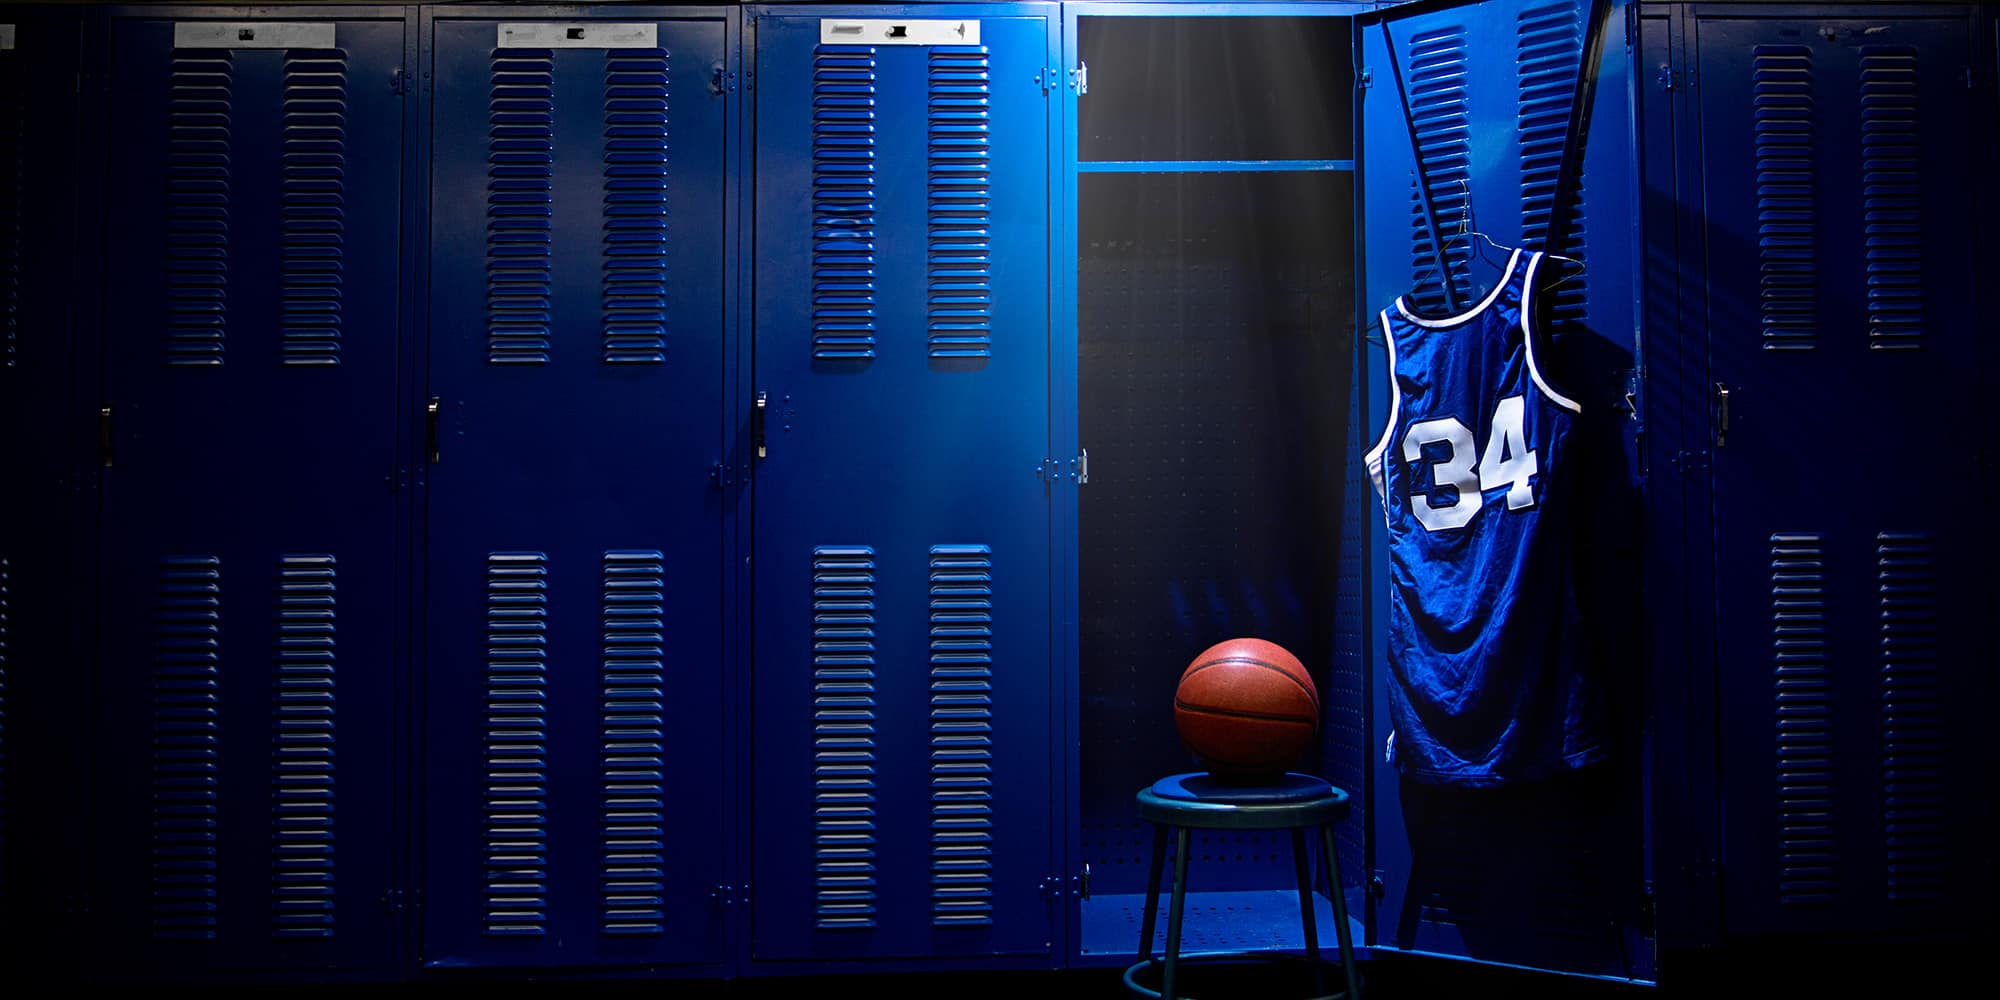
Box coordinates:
[1077,168,1354,897]
[90,11,408,977]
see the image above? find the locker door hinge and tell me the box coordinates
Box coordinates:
[1068,61,1087,95]
[1672,450,1710,474]
[1357,67,1373,91]
[710,460,731,489]
[1040,875,1066,902]
[1967,65,1976,90]
[712,64,736,95]
[381,888,406,914]
[711,883,745,907]
[1035,457,1062,483]
[1368,869,1386,899]
[391,67,409,96]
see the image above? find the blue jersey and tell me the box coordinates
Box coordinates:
[1365,249,1602,786]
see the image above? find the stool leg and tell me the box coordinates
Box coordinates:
[1138,824,1169,962]
[1322,826,1361,1000]
[1162,827,1192,1000]
[1292,828,1323,995]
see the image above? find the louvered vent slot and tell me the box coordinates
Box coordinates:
[166,52,233,366]
[485,552,548,936]
[2,50,21,368]
[1878,532,1942,900]
[929,545,994,925]
[602,49,670,365]
[272,555,336,937]
[601,550,666,935]
[1860,47,1922,351]
[928,50,992,359]
[811,47,878,361]
[488,50,555,365]
[1405,26,1471,315]
[1517,2,1586,328]
[1753,45,1816,351]
[154,556,222,939]
[1771,533,1833,906]
[813,546,877,928]
[280,50,347,366]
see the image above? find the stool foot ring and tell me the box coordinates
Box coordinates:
[1121,953,1355,1000]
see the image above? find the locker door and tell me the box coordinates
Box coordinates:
[749,6,1058,963]
[0,6,88,958]
[1355,0,1646,979]
[1691,10,1994,941]
[421,13,730,970]
[91,13,408,977]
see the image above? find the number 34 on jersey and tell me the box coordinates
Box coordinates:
[1401,394,1538,532]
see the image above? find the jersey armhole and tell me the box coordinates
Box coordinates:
[1363,309,1401,501]
[1520,252,1583,414]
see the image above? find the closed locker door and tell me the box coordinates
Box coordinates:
[422,13,729,969]
[92,13,408,976]
[1692,12,1994,939]
[750,6,1058,962]
[0,7,88,957]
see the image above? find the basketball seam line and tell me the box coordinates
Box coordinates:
[1174,700,1319,725]
[1183,656,1322,712]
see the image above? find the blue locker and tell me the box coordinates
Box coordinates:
[0,3,89,963]
[419,6,732,971]
[1660,3,1996,946]
[747,3,1061,965]
[1356,0,1650,980]
[89,7,411,978]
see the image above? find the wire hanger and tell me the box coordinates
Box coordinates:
[1412,180,1585,297]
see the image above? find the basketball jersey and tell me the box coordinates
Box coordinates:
[1365,249,1603,786]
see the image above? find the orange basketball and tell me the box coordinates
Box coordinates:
[1173,637,1319,782]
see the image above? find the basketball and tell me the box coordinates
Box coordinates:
[1173,637,1319,781]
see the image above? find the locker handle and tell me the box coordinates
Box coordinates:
[426,397,441,464]
[753,391,768,459]
[1713,383,1730,448]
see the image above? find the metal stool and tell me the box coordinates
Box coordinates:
[1124,772,1361,1000]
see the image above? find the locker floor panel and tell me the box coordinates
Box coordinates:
[1077,890,1362,959]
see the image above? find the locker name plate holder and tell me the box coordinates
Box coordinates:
[0,25,15,50]
[498,23,658,49]
[821,19,980,46]
[173,23,335,49]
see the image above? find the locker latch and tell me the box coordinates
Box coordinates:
[1070,448,1089,486]
[426,397,441,464]
[98,403,113,468]
[753,391,769,459]
[1068,61,1088,95]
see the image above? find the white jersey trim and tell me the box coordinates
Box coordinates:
[1364,309,1400,503]
[1391,248,1523,328]
[1519,252,1582,414]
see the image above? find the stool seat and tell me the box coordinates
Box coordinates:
[1139,772,1351,830]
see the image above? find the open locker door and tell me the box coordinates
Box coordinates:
[1353,0,1651,981]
